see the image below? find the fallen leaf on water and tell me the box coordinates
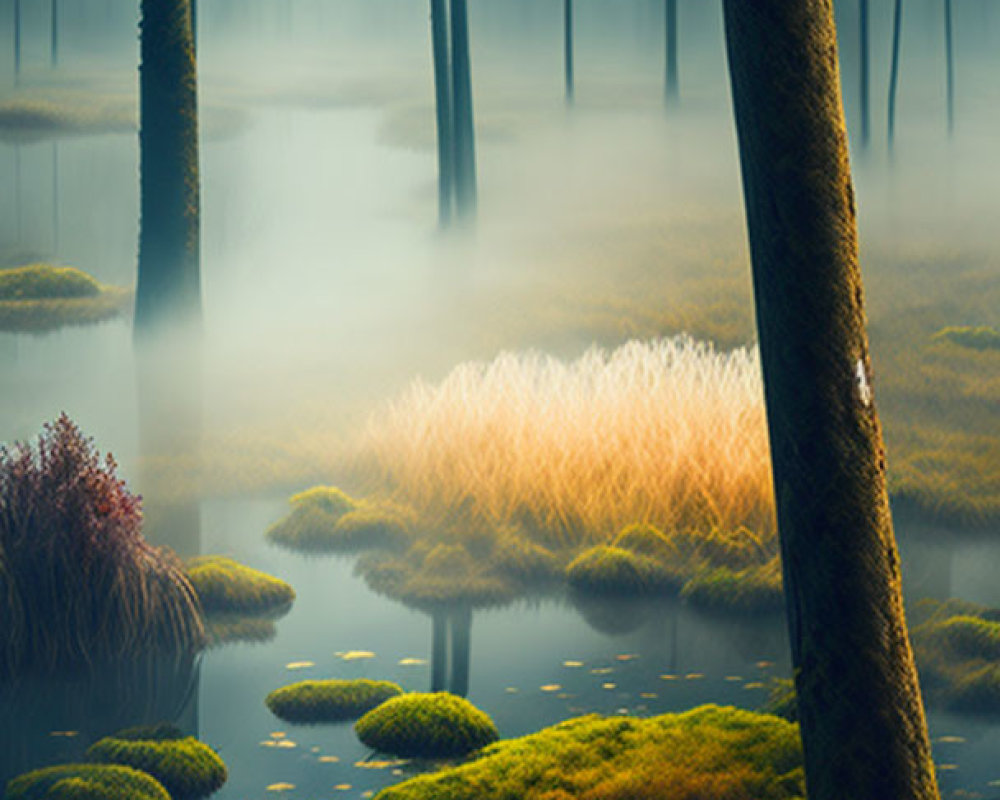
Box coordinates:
[505,687,519,693]
[684,673,704,680]
[354,760,403,770]
[337,650,375,661]
[935,736,965,744]
[270,732,287,739]
[398,658,427,666]
[615,654,638,662]
[48,731,79,738]
[334,784,353,791]
[659,674,677,681]
[602,683,617,690]
[266,783,295,792]
[935,764,958,771]
[755,661,774,669]
[318,756,340,763]
[362,793,374,799]
[540,684,562,692]
[285,661,315,670]
[639,692,657,699]
[392,769,404,776]
[743,682,765,690]
[274,740,297,749]
[590,668,614,675]
[563,660,584,668]
[724,676,743,682]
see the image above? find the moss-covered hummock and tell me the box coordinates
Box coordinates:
[85,724,227,800]
[372,704,803,800]
[565,546,679,595]
[488,534,562,584]
[266,679,403,724]
[355,693,499,759]
[4,764,170,800]
[0,264,132,333]
[266,487,414,553]
[679,559,785,614]
[185,556,295,616]
[932,325,1000,351]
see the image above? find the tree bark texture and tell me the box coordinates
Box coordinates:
[721,3,940,800]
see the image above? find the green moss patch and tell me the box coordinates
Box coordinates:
[932,325,1000,351]
[566,546,679,595]
[680,559,785,614]
[488,534,562,584]
[355,692,499,759]
[266,679,403,724]
[0,265,131,333]
[911,599,1000,713]
[85,724,227,800]
[373,704,803,800]
[5,764,170,800]
[185,556,294,616]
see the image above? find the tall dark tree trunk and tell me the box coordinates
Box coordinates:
[449,606,471,697]
[564,0,574,104]
[944,0,954,135]
[50,0,59,68]
[665,0,678,103]
[430,610,448,692]
[191,0,198,51]
[859,0,869,146]
[13,0,21,84]
[135,0,202,337]
[721,3,940,800]
[430,0,454,229]
[888,0,903,146]
[449,0,477,224]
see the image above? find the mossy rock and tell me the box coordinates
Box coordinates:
[612,523,680,561]
[355,692,499,759]
[266,679,403,724]
[0,264,132,333]
[565,546,679,596]
[5,764,170,800]
[372,704,803,800]
[185,556,295,616]
[932,325,1000,351]
[85,723,227,800]
[680,561,784,614]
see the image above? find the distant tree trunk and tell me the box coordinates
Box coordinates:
[50,0,59,68]
[135,0,202,337]
[888,0,903,146]
[564,0,574,104]
[51,142,59,254]
[665,0,678,103]
[430,0,454,229]
[449,606,471,697]
[944,0,953,134]
[431,611,448,691]
[191,0,198,50]
[13,144,21,243]
[13,0,21,84]
[449,0,477,224]
[859,0,869,146]
[721,3,940,800]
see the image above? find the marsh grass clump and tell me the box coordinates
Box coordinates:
[910,599,1000,713]
[488,533,562,585]
[0,415,204,677]
[185,556,295,616]
[932,325,1000,351]
[85,724,227,800]
[679,559,785,614]
[355,693,499,759]
[373,704,803,800]
[0,264,132,333]
[352,337,775,548]
[266,679,403,724]
[290,486,357,516]
[4,764,170,800]
[566,546,679,596]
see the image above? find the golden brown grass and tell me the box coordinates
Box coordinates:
[351,336,774,549]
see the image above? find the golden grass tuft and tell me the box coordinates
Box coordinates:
[352,337,775,549]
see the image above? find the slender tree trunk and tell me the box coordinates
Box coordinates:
[431,610,448,692]
[13,0,21,84]
[859,0,869,146]
[135,0,202,337]
[721,3,940,800]
[191,0,198,51]
[13,144,21,243]
[449,0,477,223]
[430,0,454,229]
[944,0,954,135]
[665,0,678,103]
[50,0,59,68]
[449,606,471,697]
[51,141,59,254]
[564,0,574,104]
[888,0,903,146]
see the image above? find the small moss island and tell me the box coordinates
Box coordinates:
[4,763,171,800]
[373,704,804,800]
[85,724,227,800]
[266,679,403,723]
[185,556,295,616]
[355,693,499,759]
[0,264,132,333]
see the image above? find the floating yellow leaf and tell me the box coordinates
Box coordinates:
[935,736,965,744]
[935,764,958,771]
[48,731,79,738]
[334,784,353,791]
[615,654,638,662]
[639,692,657,699]
[275,740,297,749]
[270,732,287,739]
[337,650,375,661]
[392,769,404,776]
[755,661,774,669]
[743,682,765,690]
[285,661,315,670]
[557,693,572,699]
[685,673,704,680]
[259,741,277,748]
[354,760,403,770]
[590,668,614,675]
[398,658,427,666]
[540,684,562,692]
[659,674,677,681]
[562,660,584,668]
[724,675,743,682]
[602,682,617,690]
[504,687,519,693]
[266,783,295,792]
[318,756,340,763]
[362,793,374,799]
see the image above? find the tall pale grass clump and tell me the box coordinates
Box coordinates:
[353,337,775,548]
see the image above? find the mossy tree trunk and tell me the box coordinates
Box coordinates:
[430,0,454,229]
[859,0,869,146]
[564,0,574,105]
[721,3,940,800]
[665,0,678,104]
[135,0,201,337]
[888,0,903,146]
[449,0,477,224]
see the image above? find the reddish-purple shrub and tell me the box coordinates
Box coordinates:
[0,415,204,676]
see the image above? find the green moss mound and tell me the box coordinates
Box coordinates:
[373,704,804,800]
[5,764,170,800]
[290,486,358,516]
[565,546,678,595]
[612,523,680,561]
[266,679,403,724]
[85,724,227,800]
[932,325,1000,351]
[488,534,562,584]
[185,556,295,615]
[355,692,499,759]
[680,560,784,614]
[0,264,132,333]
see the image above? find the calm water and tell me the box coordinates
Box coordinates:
[2,1,1000,798]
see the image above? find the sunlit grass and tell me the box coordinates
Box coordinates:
[352,336,774,549]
